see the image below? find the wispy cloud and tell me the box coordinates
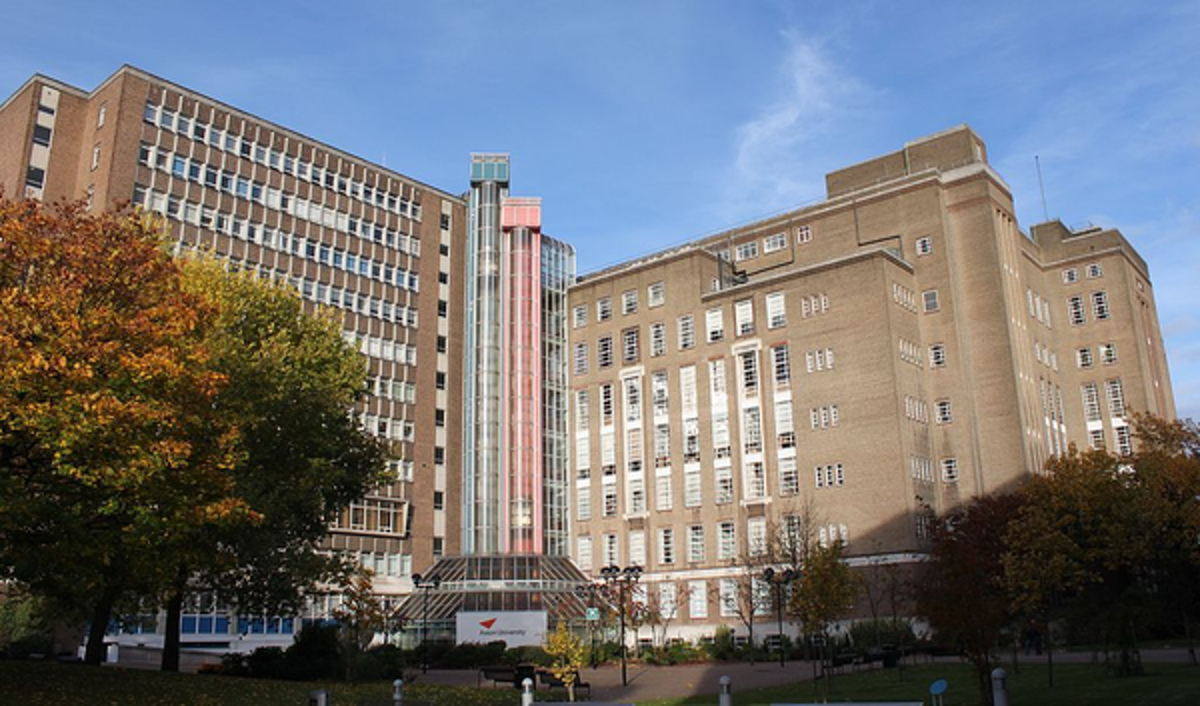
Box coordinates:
[720,32,878,221]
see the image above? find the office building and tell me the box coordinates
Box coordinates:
[567,126,1174,640]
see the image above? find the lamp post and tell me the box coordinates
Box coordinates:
[600,564,642,687]
[762,567,796,668]
[412,573,441,674]
[574,582,602,669]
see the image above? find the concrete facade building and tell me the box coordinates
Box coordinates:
[567,126,1173,640]
[0,67,468,644]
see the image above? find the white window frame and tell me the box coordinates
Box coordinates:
[648,282,665,308]
[766,292,787,329]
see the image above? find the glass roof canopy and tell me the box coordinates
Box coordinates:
[393,555,593,624]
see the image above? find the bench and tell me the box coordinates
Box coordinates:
[479,666,519,688]
[538,670,591,700]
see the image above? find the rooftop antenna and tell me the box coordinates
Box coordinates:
[1035,155,1049,222]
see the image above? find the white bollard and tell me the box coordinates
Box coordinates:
[522,677,534,706]
[719,675,732,706]
[393,677,404,705]
[991,668,1009,706]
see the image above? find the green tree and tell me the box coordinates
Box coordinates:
[334,571,387,680]
[917,492,1024,705]
[545,622,586,701]
[788,538,859,698]
[156,260,389,670]
[0,199,245,665]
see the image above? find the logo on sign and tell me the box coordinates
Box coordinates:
[480,618,497,629]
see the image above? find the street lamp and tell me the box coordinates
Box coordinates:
[761,567,796,668]
[574,582,602,669]
[600,564,642,687]
[412,573,442,673]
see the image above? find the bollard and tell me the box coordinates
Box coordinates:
[308,689,330,706]
[521,677,534,706]
[393,677,404,705]
[718,675,732,706]
[991,668,1009,706]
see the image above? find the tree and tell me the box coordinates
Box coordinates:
[1004,446,1152,681]
[714,547,773,662]
[788,538,859,699]
[0,199,245,664]
[917,492,1024,705]
[334,571,387,680]
[155,259,389,670]
[545,622,586,701]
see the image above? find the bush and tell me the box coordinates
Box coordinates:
[848,619,917,651]
[705,625,738,661]
[0,593,55,659]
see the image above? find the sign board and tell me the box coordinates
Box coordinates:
[456,611,548,647]
[586,607,600,621]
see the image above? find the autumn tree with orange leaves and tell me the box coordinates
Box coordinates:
[0,199,248,664]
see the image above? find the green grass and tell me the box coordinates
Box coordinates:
[644,663,1200,706]
[1,660,1197,706]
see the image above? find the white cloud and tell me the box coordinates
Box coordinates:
[720,32,878,220]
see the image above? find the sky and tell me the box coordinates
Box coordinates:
[2,1,1197,419]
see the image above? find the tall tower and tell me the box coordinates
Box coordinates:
[462,155,573,556]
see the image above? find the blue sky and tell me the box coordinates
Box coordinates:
[3,1,1197,419]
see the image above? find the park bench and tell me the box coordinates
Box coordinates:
[479,666,519,687]
[538,670,591,700]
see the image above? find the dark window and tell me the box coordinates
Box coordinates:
[32,125,52,147]
[38,103,55,116]
[437,336,447,353]
[25,166,45,189]
[440,214,451,230]
[437,300,448,318]
[433,491,445,510]
[436,372,446,390]
[439,244,450,256]
[432,538,444,558]
[434,447,445,465]
[435,409,445,427]
[438,272,448,284]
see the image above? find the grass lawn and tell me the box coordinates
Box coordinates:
[645,662,1200,706]
[2,660,1198,705]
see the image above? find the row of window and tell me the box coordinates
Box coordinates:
[139,143,422,257]
[911,455,959,483]
[1062,262,1104,284]
[1067,291,1110,325]
[144,102,421,220]
[1076,343,1118,368]
[715,225,814,264]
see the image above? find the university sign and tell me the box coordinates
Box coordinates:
[456,611,548,647]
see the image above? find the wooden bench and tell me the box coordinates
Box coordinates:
[538,670,591,699]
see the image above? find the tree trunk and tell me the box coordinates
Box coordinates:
[1184,610,1197,666]
[160,586,184,672]
[84,582,120,665]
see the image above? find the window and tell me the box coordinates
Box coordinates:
[735,299,754,336]
[715,463,733,503]
[779,458,799,496]
[1091,291,1110,321]
[609,289,634,319]
[772,346,791,389]
[743,406,763,454]
[648,282,665,307]
[574,305,588,328]
[922,289,940,313]
[735,240,758,261]
[598,336,613,368]
[935,400,953,424]
[1082,383,1102,422]
[603,534,619,567]
[32,124,51,147]
[603,481,618,517]
[91,143,101,170]
[706,307,724,342]
[650,323,666,357]
[577,484,591,521]
[1114,424,1133,456]
[763,232,787,253]
[629,531,646,567]
[1099,343,1118,365]
[915,237,933,256]
[718,522,737,560]
[684,466,702,507]
[597,297,612,322]
[658,528,675,565]
[687,525,705,563]
[797,225,812,244]
[436,372,446,390]
[1086,262,1103,279]
[1076,347,1094,369]
[652,372,670,418]
[805,347,835,372]
[929,344,946,368]
[678,315,695,350]
[1106,378,1126,417]
[574,343,589,374]
[1089,428,1107,451]
[814,463,844,488]
[745,461,766,500]
[600,384,615,427]
[622,328,639,362]
[739,350,759,393]
[776,399,795,448]
[655,470,672,510]
[748,518,767,556]
[1067,296,1086,325]
[766,292,786,329]
[689,580,708,618]
[941,458,960,483]
[577,536,593,570]
[24,166,45,189]
[1062,267,1079,284]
